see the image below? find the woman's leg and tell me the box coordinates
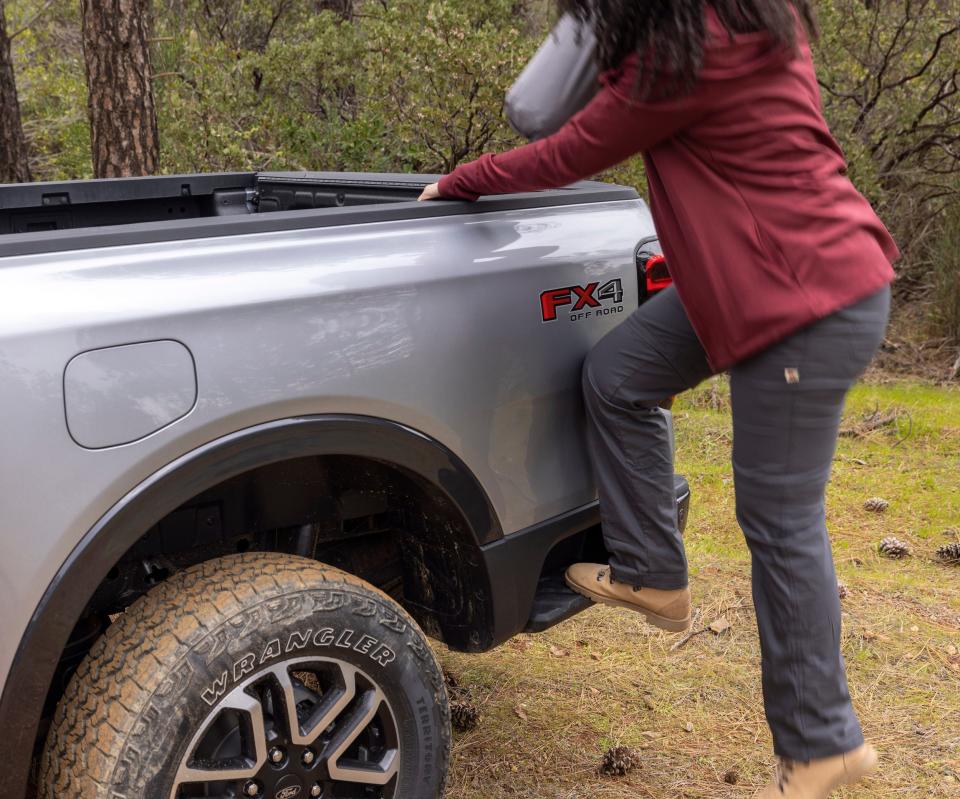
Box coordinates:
[581,286,715,589]
[729,286,890,761]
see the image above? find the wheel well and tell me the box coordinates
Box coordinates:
[0,415,503,799]
[42,453,493,751]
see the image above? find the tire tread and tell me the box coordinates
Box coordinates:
[38,552,450,798]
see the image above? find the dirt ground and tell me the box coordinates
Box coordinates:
[439,377,960,798]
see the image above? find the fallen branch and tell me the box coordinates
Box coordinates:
[669,608,705,651]
[839,404,899,437]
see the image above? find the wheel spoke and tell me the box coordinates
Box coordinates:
[171,685,268,792]
[171,657,400,797]
[273,661,358,746]
[324,687,400,786]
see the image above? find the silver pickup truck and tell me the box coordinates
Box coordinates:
[0,171,688,799]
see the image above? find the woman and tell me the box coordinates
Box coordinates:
[419,2,896,797]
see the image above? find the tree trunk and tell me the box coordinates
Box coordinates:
[0,0,31,183]
[316,0,353,19]
[80,0,159,177]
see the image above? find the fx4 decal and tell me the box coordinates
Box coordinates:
[540,279,625,322]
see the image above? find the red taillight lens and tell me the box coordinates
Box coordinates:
[644,254,672,294]
[636,238,673,302]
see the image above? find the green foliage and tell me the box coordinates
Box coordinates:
[8,0,90,180]
[352,0,534,172]
[931,207,960,344]
[8,0,958,191]
[813,0,960,341]
[813,1,960,260]
[149,0,536,175]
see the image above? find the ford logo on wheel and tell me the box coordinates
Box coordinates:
[276,786,302,799]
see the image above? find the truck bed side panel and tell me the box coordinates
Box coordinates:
[0,198,655,689]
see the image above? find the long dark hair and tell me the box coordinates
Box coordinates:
[557,0,818,96]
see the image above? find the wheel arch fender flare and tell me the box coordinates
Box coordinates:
[0,414,502,799]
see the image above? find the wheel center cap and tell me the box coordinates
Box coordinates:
[274,774,304,799]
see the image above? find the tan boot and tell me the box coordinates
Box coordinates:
[755,743,878,798]
[564,563,691,632]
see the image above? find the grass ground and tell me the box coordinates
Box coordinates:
[439,378,960,798]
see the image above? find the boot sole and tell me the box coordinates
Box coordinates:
[564,575,692,632]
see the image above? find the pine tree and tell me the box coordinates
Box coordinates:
[0,0,31,183]
[80,0,159,177]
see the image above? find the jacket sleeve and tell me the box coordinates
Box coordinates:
[438,59,707,201]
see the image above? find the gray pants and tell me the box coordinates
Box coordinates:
[582,285,890,761]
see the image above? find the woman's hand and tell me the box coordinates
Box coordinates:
[418,182,442,201]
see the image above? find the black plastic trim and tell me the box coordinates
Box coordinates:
[524,575,594,633]
[0,171,253,208]
[481,501,601,647]
[0,171,638,258]
[0,414,501,799]
[484,475,692,643]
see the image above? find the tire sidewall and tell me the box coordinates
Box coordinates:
[110,582,448,799]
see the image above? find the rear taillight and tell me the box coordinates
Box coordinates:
[643,254,672,294]
[636,236,673,302]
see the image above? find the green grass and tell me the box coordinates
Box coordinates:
[439,378,960,798]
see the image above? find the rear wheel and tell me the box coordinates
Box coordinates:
[39,553,450,799]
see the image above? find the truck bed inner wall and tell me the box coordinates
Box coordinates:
[0,172,488,235]
[0,172,638,258]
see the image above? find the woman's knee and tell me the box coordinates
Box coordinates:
[581,344,616,408]
[583,349,668,420]
[735,481,829,551]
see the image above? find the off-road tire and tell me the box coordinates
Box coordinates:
[38,553,451,799]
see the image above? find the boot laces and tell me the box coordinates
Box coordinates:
[597,566,642,593]
[598,567,642,593]
[775,758,795,792]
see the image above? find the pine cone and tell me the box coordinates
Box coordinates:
[599,745,640,777]
[837,581,848,599]
[443,669,460,689]
[450,700,480,732]
[864,497,890,513]
[936,542,960,564]
[879,536,911,559]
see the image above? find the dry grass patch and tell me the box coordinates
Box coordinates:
[439,378,960,798]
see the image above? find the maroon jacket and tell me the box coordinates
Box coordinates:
[438,8,898,370]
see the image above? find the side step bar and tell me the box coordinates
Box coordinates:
[525,474,691,633]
